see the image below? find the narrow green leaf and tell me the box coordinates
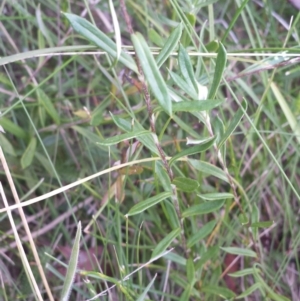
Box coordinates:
[0,134,16,156]
[80,270,118,284]
[198,192,234,201]
[236,283,262,299]
[110,114,159,155]
[172,177,199,192]
[61,221,81,301]
[21,137,37,169]
[37,88,60,125]
[218,99,247,148]
[182,200,225,218]
[213,115,225,144]
[186,257,195,284]
[108,0,121,64]
[97,130,150,146]
[151,228,181,258]
[178,44,198,96]
[170,136,216,166]
[163,252,186,266]
[169,70,198,99]
[156,23,183,68]
[156,161,172,192]
[72,126,104,145]
[34,152,55,177]
[251,221,274,228]
[131,32,172,116]
[149,28,164,47]
[127,192,172,216]
[181,13,196,47]
[172,98,223,112]
[208,43,227,99]
[201,285,236,299]
[187,220,217,248]
[229,267,261,278]
[161,199,181,230]
[36,4,54,47]
[136,274,157,301]
[189,159,228,182]
[271,82,300,144]
[220,247,257,258]
[62,13,137,73]
[251,203,259,240]
[0,117,28,139]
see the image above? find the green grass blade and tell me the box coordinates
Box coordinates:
[218,99,247,148]
[108,0,121,64]
[131,32,172,116]
[62,13,137,73]
[37,88,60,125]
[172,177,199,192]
[156,23,183,68]
[182,200,225,218]
[201,285,236,299]
[208,42,227,99]
[97,130,150,146]
[136,274,157,301]
[271,82,300,144]
[172,98,223,112]
[0,117,28,139]
[236,283,262,299]
[168,69,198,99]
[220,247,257,258]
[36,4,54,47]
[170,136,216,166]
[151,228,181,258]
[60,221,81,301]
[198,192,234,200]
[110,114,159,155]
[189,159,229,182]
[126,191,172,216]
[21,137,37,169]
[187,220,217,248]
[178,44,198,97]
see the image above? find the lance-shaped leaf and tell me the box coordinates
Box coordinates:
[178,44,198,97]
[136,274,157,301]
[220,247,257,258]
[60,221,81,301]
[21,137,37,169]
[131,32,172,116]
[182,200,225,218]
[198,192,234,201]
[208,42,227,99]
[110,114,159,155]
[172,177,199,192]
[169,70,198,100]
[97,130,150,146]
[187,220,217,248]
[189,159,228,182]
[156,23,183,68]
[169,136,216,166]
[172,98,223,112]
[62,13,137,73]
[218,99,247,148]
[151,228,181,259]
[126,192,172,216]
